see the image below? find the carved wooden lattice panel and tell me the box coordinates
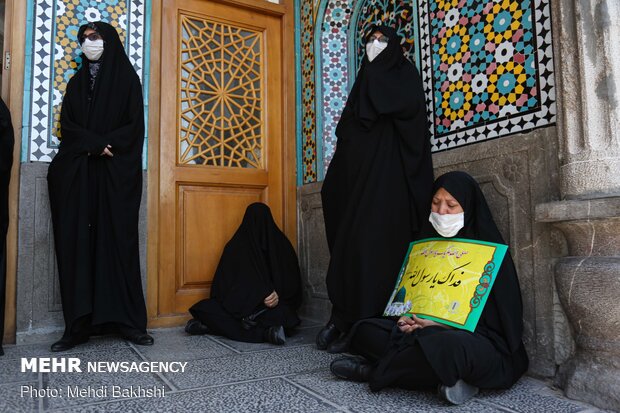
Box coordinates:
[179,15,263,168]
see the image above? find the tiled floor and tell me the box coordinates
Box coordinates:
[0,322,608,412]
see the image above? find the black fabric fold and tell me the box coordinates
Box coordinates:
[0,97,14,354]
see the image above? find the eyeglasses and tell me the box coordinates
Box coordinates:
[367,35,389,44]
[80,33,103,43]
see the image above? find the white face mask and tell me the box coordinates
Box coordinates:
[366,39,388,62]
[428,212,464,238]
[81,39,104,61]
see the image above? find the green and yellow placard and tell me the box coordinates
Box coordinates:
[383,238,508,332]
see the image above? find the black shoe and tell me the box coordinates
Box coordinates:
[185,319,210,335]
[119,327,154,346]
[327,334,348,354]
[330,356,373,382]
[316,323,340,350]
[438,379,479,405]
[241,308,269,330]
[264,325,286,345]
[50,335,88,352]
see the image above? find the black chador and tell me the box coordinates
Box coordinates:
[0,98,14,357]
[345,172,528,394]
[187,203,302,345]
[318,25,434,349]
[47,22,150,351]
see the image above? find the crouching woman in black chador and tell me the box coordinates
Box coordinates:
[330,171,529,405]
[48,22,151,352]
[186,203,303,345]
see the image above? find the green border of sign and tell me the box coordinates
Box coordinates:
[384,237,508,332]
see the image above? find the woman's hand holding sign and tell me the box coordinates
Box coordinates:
[397,315,449,333]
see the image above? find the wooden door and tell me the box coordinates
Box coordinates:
[156,0,289,322]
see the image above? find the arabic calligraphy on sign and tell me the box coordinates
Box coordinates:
[383,238,508,332]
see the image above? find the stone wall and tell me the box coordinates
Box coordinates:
[298,126,569,378]
[15,163,148,343]
[533,0,620,409]
[297,182,331,324]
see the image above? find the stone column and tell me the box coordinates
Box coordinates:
[537,0,620,410]
[555,0,620,198]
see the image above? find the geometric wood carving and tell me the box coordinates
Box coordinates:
[179,15,263,168]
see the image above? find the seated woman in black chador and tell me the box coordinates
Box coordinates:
[186,203,302,345]
[330,171,529,405]
[317,25,434,352]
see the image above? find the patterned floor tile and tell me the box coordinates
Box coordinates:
[163,345,339,390]
[0,381,40,413]
[2,336,130,361]
[0,356,39,385]
[134,327,236,361]
[41,348,169,410]
[0,326,608,413]
[477,377,592,413]
[288,370,500,412]
[51,378,341,413]
[211,326,323,353]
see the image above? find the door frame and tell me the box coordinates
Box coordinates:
[2,0,27,344]
[147,0,297,328]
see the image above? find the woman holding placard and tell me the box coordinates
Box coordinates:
[329,171,528,405]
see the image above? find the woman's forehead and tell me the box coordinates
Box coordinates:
[434,187,457,200]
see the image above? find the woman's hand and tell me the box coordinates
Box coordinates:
[411,314,446,329]
[101,144,113,157]
[397,314,447,334]
[264,291,279,308]
[397,316,417,333]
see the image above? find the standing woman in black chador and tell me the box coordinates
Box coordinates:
[47,22,152,352]
[186,203,302,345]
[330,171,529,405]
[0,98,14,357]
[316,25,434,352]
